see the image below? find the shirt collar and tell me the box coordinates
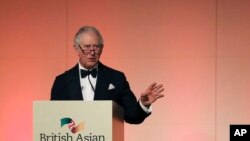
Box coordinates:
[78,62,98,71]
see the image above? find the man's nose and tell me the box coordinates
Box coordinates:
[90,48,95,55]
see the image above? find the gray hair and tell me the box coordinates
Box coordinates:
[74,26,104,46]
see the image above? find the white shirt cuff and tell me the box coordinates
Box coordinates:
[139,100,152,114]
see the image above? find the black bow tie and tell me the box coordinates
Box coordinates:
[80,69,97,78]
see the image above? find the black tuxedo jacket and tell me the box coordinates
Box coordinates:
[51,62,150,124]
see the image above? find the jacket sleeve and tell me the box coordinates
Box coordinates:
[116,73,151,124]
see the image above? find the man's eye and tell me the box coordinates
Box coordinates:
[95,44,103,48]
[84,45,91,48]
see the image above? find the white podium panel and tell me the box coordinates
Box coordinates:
[33,101,124,141]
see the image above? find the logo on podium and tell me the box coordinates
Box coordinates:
[61,117,85,133]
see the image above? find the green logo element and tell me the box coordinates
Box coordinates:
[61,117,84,133]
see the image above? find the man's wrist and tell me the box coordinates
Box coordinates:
[139,100,152,114]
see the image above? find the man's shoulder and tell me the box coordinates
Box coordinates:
[99,63,124,75]
[55,64,78,80]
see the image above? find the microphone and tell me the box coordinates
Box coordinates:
[87,74,95,93]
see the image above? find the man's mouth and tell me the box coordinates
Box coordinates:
[88,58,96,61]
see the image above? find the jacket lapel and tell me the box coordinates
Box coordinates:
[67,64,83,100]
[94,63,110,100]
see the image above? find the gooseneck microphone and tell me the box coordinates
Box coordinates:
[87,74,95,93]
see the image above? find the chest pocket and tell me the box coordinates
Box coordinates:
[105,89,119,100]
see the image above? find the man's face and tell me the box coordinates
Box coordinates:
[77,32,102,69]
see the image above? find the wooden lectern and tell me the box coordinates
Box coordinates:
[33,101,124,141]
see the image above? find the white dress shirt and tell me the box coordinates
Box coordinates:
[78,63,98,101]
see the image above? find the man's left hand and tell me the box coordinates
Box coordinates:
[140,82,164,107]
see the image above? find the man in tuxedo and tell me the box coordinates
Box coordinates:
[51,26,164,124]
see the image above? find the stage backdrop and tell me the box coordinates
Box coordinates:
[0,0,250,141]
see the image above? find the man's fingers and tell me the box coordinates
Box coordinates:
[142,83,164,99]
[153,84,164,100]
[148,82,157,90]
[156,94,164,99]
[154,87,164,94]
[153,84,164,93]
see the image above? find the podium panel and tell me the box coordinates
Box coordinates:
[33,101,124,141]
